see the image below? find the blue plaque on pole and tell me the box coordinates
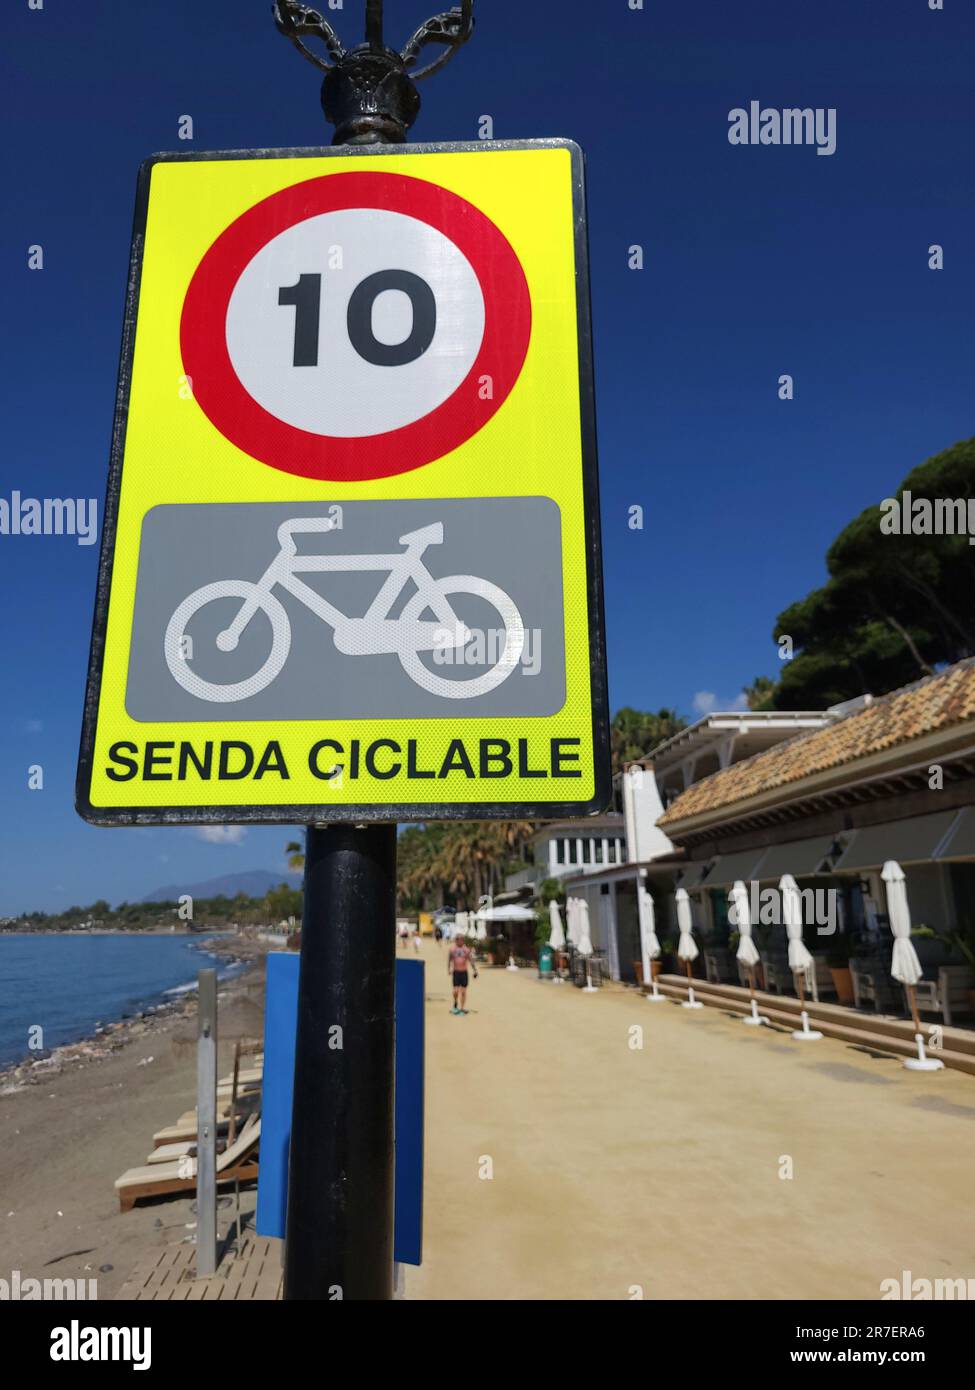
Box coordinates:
[257,952,425,1267]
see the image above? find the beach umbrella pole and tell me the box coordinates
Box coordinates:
[903,986,944,1070]
[791,970,823,1041]
[742,967,768,1026]
[640,936,663,1001]
[907,983,921,1035]
[681,958,703,1009]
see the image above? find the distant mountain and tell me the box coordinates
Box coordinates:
[142,869,301,904]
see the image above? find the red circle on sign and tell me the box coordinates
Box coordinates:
[180,171,532,482]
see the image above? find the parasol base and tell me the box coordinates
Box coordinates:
[682,987,704,1010]
[645,985,666,1002]
[742,1000,768,1026]
[792,1010,823,1041]
[505,959,518,971]
[903,1034,944,1071]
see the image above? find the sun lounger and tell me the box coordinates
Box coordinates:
[153,1095,260,1147]
[149,1043,262,1149]
[146,1113,258,1166]
[218,1067,263,1087]
[153,1115,225,1147]
[116,1118,261,1212]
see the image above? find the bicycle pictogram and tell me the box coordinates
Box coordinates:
[164,517,525,703]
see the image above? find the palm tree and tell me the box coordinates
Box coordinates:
[427,821,536,907]
[610,707,686,772]
[287,819,536,912]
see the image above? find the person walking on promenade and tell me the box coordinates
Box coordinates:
[448,936,477,1015]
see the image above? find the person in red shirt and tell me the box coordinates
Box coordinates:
[448,938,478,1015]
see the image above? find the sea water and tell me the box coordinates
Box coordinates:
[0,933,240,1068]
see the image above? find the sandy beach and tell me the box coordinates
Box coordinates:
[0,949,267,1300]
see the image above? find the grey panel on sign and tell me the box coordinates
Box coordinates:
[126,498,565,721]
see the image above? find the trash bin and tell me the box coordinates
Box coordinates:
[538,945,554,978]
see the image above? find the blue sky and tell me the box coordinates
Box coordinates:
[1,0,972,913]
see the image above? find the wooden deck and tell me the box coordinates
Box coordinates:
[116,1232,283,1300]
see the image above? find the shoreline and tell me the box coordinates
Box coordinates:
[0,953,269,1299]
[0,927,240,936]
[0,934,268,1091]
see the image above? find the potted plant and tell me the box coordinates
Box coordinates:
[658,936,678,976]
[933,919,975,1013]
[826,931,855,1005]
[910,923,957,969]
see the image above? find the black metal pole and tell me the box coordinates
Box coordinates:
[284,823,397,1300]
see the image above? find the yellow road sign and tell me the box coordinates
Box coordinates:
[77,140,610,825]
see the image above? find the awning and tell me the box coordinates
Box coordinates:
[935,808,975,860]
[705,847,770,887]
[475,904,538,922]
[754,834,850,882]
[676,859,718,889]
[832,811,958,872]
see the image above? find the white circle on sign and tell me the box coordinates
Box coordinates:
[225,208,485,439]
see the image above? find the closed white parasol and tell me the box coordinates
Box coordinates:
[882,860,943,1072]
[780,875,822,1040]
[576,899,594,956]
[675,888,698,962]
[730,879,767,1026]
[637,877,664,1001]
[548,899,566,950]
[731,881,759,967]
[675,888,702,1009]
[576,899,598,992]
[882,860,923,986]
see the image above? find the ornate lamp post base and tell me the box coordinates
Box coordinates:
[275,1,474,144]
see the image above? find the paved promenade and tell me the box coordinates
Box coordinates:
[405,941,974,1301]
